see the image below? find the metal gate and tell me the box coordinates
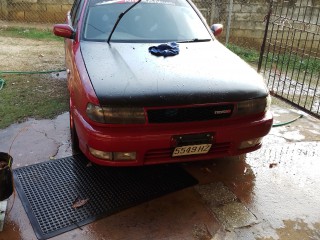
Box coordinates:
[258,0,320,119]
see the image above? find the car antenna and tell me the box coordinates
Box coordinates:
[107,0,142,44]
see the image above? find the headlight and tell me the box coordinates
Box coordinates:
[86,103,105,122]
[86,103,145,124]
[235,95,271,117]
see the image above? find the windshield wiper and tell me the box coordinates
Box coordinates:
[177,38,211,43]
[107,0,142,44]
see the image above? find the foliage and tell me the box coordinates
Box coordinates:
[0,26,62,41]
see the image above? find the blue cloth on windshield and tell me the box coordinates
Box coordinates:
[148,42,179,57]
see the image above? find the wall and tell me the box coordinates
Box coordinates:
[194,0,270,47]
[0,0,73,23]
[195,0,320,48]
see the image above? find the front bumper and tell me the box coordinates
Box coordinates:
[74,111,273,166]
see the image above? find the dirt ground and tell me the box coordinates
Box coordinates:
[0,23,69,129]
[0,36,64,72]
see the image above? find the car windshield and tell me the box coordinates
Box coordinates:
[83,0,212,42]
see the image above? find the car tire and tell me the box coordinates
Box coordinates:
[69,102,80,154]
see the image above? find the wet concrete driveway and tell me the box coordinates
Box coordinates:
[0,102,319,240]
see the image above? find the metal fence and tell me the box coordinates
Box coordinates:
[258,0,320,119]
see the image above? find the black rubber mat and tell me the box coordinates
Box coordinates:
[13,154,198,240]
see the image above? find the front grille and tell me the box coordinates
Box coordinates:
[147,104,234,123]
[144,142,231,161]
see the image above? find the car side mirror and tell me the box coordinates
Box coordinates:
[211,24,223,37]
[53,24,75,39]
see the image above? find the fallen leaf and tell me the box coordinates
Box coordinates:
[86,162,92,167]
[269,163,278,168]
[201,167,212,173]
[0,161,8,169]
[72,197,89,209]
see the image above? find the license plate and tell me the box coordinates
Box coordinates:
[172,144,212,157]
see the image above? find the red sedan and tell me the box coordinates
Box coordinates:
[53,0,273,166]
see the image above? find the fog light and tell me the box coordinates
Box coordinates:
[239,138,262,149]
[88,148,136,161]
[114,152,136,161]
[89,147,112,160]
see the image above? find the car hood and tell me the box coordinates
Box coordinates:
[80,40,268,107]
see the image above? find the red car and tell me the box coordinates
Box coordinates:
[53,0,273,166]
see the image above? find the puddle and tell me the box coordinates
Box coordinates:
[245,141,320,238]
[282,130,305,141]
[256,219,320,240]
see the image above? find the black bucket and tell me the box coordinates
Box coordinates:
[0,152,14,201]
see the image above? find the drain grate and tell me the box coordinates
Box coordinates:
[13,154,198,240]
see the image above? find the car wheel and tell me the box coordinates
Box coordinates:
[69,102,80,154]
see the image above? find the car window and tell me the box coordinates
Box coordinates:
[83,0,212,42]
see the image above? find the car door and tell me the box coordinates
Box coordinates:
[65,0,84,99]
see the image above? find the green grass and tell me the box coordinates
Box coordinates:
[264,52,320,74]
[0,26,62,41]
[227,44,260,64]
[0,74,68,129]
[227,44,320,74]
